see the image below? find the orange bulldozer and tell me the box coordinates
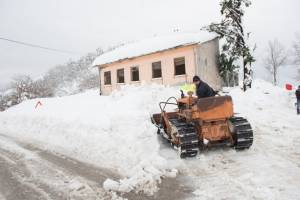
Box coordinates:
[151,90,253,158]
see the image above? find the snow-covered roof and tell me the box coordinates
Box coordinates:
[93,32,218,66]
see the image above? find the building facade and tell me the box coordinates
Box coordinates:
[93,33,222,95]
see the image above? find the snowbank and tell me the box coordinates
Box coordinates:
[229,79,300,156]
[0,84,180,195]
[230,79,298,129]
[184,80,300,200]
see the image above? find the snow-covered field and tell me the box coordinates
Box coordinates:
[0,80,300,199]
[179,80,300,200]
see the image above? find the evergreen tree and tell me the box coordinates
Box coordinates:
[204,0,255,91]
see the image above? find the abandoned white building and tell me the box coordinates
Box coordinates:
[92,32,222,95]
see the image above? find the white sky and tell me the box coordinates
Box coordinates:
[1,0,300,87]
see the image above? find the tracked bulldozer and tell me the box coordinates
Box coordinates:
[151,91,253,158]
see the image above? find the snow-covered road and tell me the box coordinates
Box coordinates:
[0,133,121,200]
[0,134,192,200]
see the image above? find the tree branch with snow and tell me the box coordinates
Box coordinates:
[203,0,255,91]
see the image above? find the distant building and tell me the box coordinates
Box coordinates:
[92,32,222,95]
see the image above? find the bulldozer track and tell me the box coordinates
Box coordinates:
[169,119,199,158]
[230,117,254,149]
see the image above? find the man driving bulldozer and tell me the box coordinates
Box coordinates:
[193,75,216,99]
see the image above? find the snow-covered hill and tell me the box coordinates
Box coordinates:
[0,80,299,199]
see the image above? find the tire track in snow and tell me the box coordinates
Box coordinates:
[0,134,116,200]
[22,140,193,200]
[0,134,193,200]
[0,150,50,200]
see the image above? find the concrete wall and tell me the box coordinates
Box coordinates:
[194,38,222,90]
[99,45,197,95]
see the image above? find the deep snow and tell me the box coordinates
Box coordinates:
[180,80,300,200]
[0,83,181,195]
[0,80,300,199]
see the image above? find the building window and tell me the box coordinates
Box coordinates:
[117,68,125,83]
[104,71,111,85]
[152,61,162,78]
[174,57,186,75]
[131,66,139,81]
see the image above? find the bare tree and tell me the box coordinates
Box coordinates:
[11,75,34,103]
[264,39,287,85]
[294,34,300,65]
[32,78,55,98]
[78,73,99,91]
[293,34,300,80]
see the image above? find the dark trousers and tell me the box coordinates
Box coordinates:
[297,100,300,114]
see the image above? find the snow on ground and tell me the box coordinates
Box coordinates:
[0,79,300,199]
[175,80,300,200]
[0,83,180,195]
[0,134,122,200]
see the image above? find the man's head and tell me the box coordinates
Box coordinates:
[298,85,300,90]
[193,75,201,86]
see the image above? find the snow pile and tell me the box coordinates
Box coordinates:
[230,79,297,129]
[0,84,180,195]
[153,79,299,200]
[186,79,300,200]
[229,79,300,155]
[93,31,217,66]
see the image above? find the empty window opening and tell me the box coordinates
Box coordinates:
[131,66,140,81]
[104,71,111,85]
[117,68,125,83]
[174,57,186,75]
[152,61,162,78]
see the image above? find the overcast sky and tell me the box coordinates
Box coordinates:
[1,0,300,87]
